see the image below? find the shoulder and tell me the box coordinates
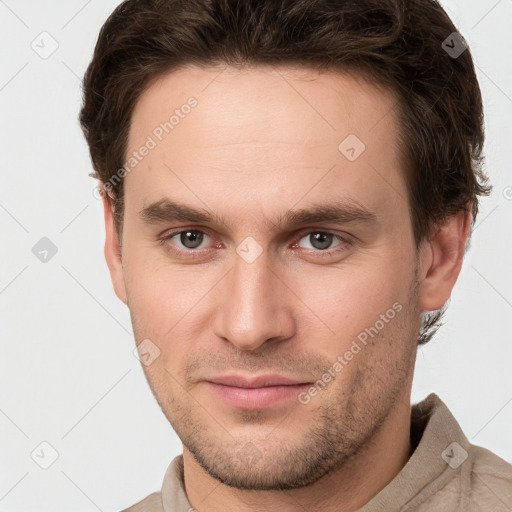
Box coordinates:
[120,455,190,512]
[471,444,512,476]
[121,491,164,512]
[466,445,512,511]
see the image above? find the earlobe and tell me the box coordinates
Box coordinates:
[102,191,128,305]
[419,208,472,312]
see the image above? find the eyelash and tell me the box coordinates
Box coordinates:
[157,228,353,259]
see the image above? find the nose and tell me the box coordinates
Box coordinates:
[212,245,296,352]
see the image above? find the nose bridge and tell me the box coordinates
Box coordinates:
[215,244,294,351]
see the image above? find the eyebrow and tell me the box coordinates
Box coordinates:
[138,197,378,231]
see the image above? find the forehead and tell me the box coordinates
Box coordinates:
[124,64,405,226]
[129,64,398,146]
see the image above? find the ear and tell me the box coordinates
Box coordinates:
[418,208,472,311]
[102,189,128,305]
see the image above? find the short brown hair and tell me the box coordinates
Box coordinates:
[79,0,491,344]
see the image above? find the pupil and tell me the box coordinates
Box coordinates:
[312,232,331,250]
[181,231,203,248]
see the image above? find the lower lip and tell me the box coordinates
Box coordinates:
[205,382,309,409]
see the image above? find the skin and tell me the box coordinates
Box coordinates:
[102,64,471,511]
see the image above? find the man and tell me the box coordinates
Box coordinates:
[79,0,511,510]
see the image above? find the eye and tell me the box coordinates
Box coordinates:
[161,229,213,251]
[158,228,352,259]
[293,231,351,254]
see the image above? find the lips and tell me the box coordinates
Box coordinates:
[204,374,311,409]
[206,374,307,388]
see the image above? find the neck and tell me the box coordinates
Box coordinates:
[182,389,412,512]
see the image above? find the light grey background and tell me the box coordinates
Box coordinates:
[1,1,511,510]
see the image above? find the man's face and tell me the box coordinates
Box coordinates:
[111,65,425,489]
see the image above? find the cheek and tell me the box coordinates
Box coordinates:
[124,243,187,309]
[295,261,409,345]
[124,231,416,355]
[124,249,220,358]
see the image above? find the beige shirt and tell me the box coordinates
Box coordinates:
[123,393,512,511]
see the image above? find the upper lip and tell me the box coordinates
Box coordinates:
[206,374,309,388]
